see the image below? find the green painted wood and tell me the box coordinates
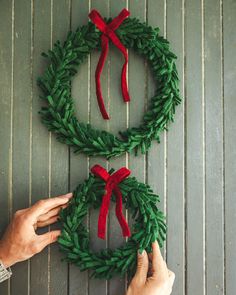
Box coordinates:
[50,1,71,294]
[0,0,235,294]
[147,0,167,261]
[127,1,147,291]
[89,1,109,295]
[204,0,224,294]
[165,1,185,295]
[0,1,13,294]
[108,1,129,294]
[128,0,146,183]
[69,1,90,295]
[11,0,32,294]
[223,1,236,294]
[185,0,205,294]
[30,1,51,294]
[127,0,147,249]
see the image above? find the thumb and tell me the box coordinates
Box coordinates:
[37,230,61,252]
[132,250,149,286]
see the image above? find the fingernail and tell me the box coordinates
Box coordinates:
[138,250,145,256]
[60,193,73,199]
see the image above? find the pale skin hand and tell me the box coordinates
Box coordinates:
[0,193,73,268]
[127,241,175,295]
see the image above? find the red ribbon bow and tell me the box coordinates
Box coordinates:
[89,8,131,120]
[91,164,131,239]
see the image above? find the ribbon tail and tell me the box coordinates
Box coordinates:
[121,55,130,102]
[109,9,130,30]
[119,44,130,102]
[95,35,110,119]
[97,190,112,239]
[115,188,131,237]
[109,34,130,103]
[97,213,107,240]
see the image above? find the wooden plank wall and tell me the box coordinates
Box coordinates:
[0,0,235,295]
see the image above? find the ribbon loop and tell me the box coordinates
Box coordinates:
[89,9,131,119]
[91,164,131,239]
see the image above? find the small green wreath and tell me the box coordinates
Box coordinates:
[38,9,181,159]
[58,165,166,279]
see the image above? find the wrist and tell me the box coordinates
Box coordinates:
[0,242,16,268]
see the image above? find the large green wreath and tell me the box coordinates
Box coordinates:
[38,15,181,158]
[58,168,166,279]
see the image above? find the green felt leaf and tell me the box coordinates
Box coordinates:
[57,171,166,280]
[38,14,181,159]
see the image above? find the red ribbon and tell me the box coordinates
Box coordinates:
[91,164,131,240]
[89,9,130,120]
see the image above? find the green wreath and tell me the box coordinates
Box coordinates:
[58,165,166,279]
[37,9,181,159]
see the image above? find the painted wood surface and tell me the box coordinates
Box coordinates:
[0,0,235,294]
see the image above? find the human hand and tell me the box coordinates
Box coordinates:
[0,193,73,268]
[127,241,175,295]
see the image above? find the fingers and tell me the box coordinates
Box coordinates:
[152,241,168,277]
[37,215,59,228]
[37,204,67,223]
[168,270,175,286]
[132,250,149,286]
[27,193,73,221]
[37,230,61,252]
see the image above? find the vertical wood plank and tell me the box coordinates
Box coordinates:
[30,1,51,294]
[204,0,224,294]
[50,1,70,294]
[127,0,147,200]
[185,0,205,294]
[165,0,185,294]
[127,0,146,182]
[10,0,32,294]
[69,1,90,294]
[0,1,13,294]
[108,1,129,294]
[147,0,167,259]
[89,1,109,295]
[223,1,236,294]
[127,0,147,289]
